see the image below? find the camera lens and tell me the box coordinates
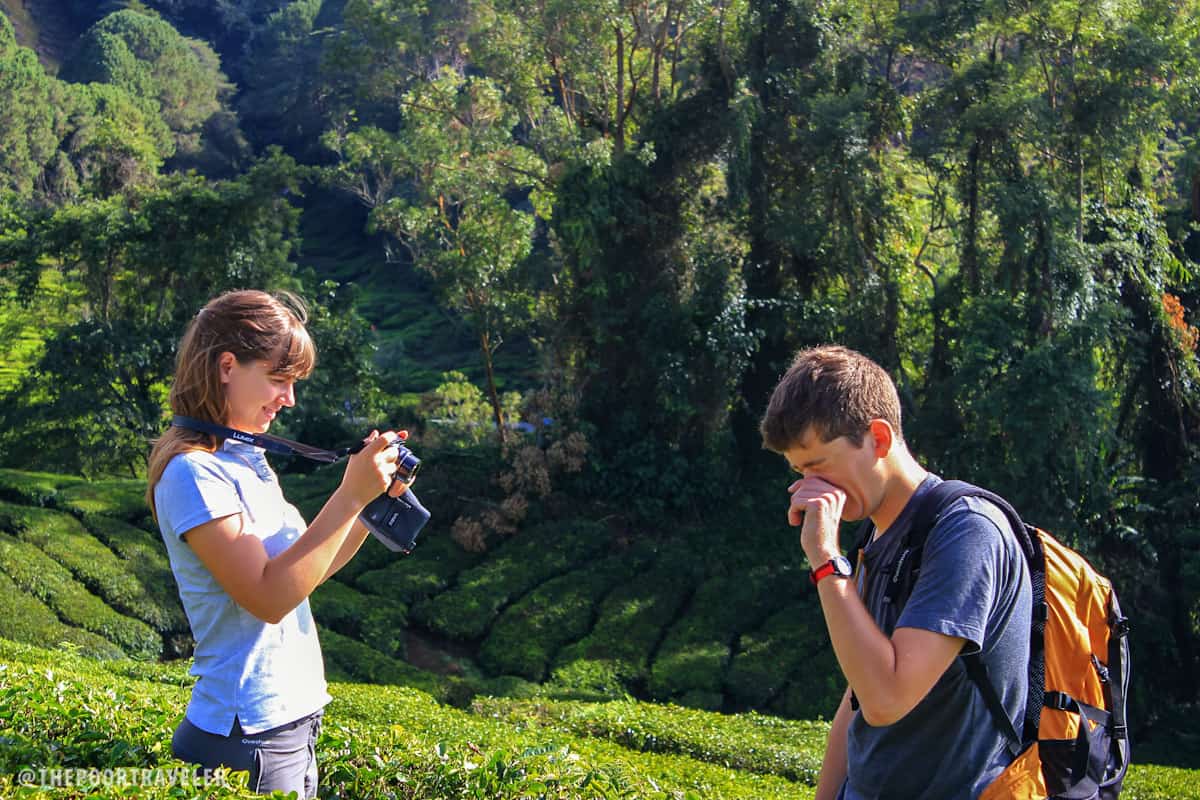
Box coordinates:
[395,448,421,481]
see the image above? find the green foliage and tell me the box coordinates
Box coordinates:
[0,637,1196,798]
[725,601,843,721]
[0,15,65,199]
[311,579,409,658]
[410,521,611,640]
[318,628,454,703]
[56,479,149,522]
[0,569,126,661]
[0,530,159,659]
[0,502,167,645]
[648,568,798,704]
[551,548,701,695]
[80,513,188,637]
[60,10,228,156]
[472,697,826,785]
[0,468,83,506]
[354,527,485,604]
[479,555,644,681]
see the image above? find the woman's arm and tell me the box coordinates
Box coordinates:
[185,432,400,623]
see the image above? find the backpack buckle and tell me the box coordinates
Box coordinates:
[1113,617,1131,637]
[1110,724,1128,740]
[1046,692,1072,711]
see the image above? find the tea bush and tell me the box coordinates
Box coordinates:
[80,513,188,635]
[312,579,409,658]
[0,638,1193,799]
[724,601,843,720]
[471,697,827,784]
[0,502,167,653]
[0,468,82,506]
[319,628,453,702]
[479,555,645,681]
[551,548,701,695]
[648,567,799,704]
[410,521,611,640]
[0,532,159,659]
[0,568,125,660]
[56,479,149,523]
[355,530,484,604]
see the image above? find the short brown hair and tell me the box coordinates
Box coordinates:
[146,289,315,517]
[760,345,902,452]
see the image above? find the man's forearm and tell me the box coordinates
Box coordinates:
[816,687,853,800]
[815,576,904,723]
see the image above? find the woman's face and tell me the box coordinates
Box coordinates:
[219,353,296,433]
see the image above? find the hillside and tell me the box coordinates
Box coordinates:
[0,465,841,720]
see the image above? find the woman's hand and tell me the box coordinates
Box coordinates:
[339,430,406,508]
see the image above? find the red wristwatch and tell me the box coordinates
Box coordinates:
[810,555,854,586]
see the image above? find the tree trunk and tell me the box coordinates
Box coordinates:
[480,330,506,444]
[963,137,981,294]
[615,25,626,155]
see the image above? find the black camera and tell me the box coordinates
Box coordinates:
[358,440,429,554]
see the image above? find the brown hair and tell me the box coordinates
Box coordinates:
[760,345,902,452]
[145,290,316,518]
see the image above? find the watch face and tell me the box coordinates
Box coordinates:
[832,556,853,577]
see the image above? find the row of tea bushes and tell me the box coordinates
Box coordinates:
[549,549,700,697]
[647,567,799,708]
[311,578,410,659]
[0,638,812,799]
[0,531,159,659]
[355,530,485,604]
[409,521,612,640]
[478,554,650,681]
[0,568,125,660]
[471,697,827,784]
[724,601,844,720]
[0,502,167,645]
[79,513,189,636]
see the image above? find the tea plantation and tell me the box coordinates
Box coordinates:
[0,467,1196,798]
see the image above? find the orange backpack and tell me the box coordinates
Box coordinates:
[890,481,1131,800]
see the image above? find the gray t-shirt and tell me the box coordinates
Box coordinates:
[840,475,1032,800]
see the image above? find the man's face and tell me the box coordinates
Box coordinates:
[781,427,883,523]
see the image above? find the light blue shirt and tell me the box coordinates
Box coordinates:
[155,440,331,735]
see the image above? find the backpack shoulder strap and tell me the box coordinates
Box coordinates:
[900,479,1045,751]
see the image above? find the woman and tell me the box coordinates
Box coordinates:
[146,289,405,798]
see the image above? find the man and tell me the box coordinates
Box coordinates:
[760,345,1031,800]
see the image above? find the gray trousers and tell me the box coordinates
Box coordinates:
[172,711,323,798]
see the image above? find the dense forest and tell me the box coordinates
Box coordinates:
[2,0,1200,748]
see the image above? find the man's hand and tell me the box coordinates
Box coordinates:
[788,477,848,567]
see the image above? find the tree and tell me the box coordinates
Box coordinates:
[60,9,232,161]
[326,71,545,442]
[0,153,339,475]
[0,15,67,200]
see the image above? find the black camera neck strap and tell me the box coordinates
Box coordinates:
[170,415,364,464]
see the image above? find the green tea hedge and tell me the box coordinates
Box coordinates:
[410,521,611,640]
[355,531,484,604]
[0,569,125,660]
[311,579,408,658]
[551,549,700,695]
[0,502,170,651]
[647,567,799,704]
[0,532,159,659]
[80,514,188,636]
[56,480,149,523]
[479,555,643,681]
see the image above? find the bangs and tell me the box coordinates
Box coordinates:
[271,322,316,379]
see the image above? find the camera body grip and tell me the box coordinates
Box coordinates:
[359,487,430,554]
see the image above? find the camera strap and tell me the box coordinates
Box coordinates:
[170,416,365,464]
